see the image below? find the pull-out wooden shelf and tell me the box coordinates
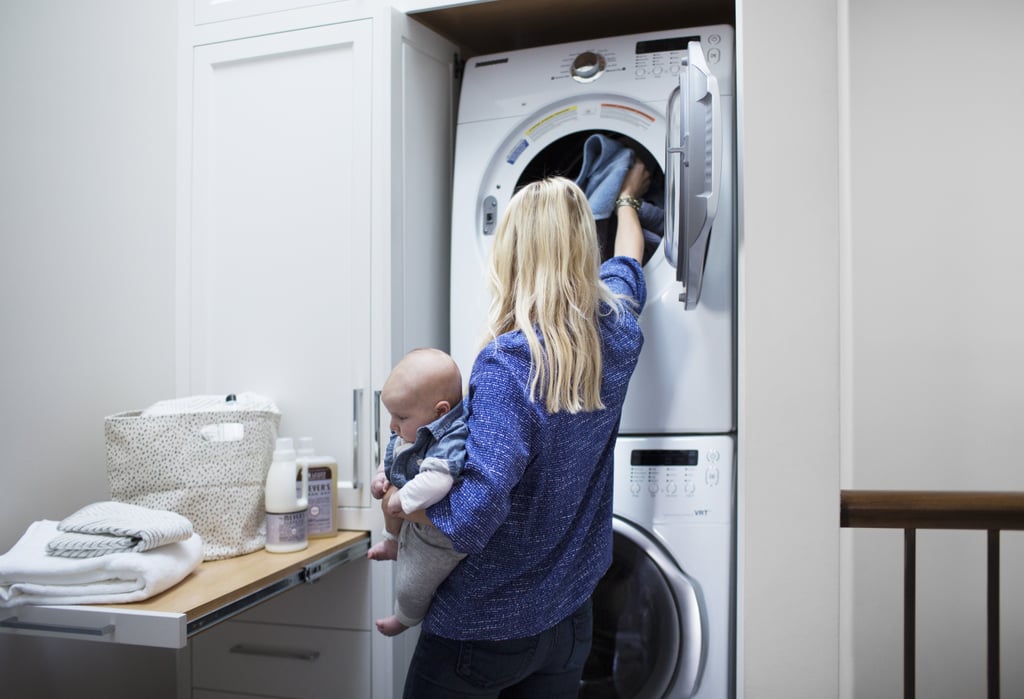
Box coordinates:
[0,531,369,649]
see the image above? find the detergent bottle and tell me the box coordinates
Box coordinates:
[264,437,309,553]
[296,437,338,538]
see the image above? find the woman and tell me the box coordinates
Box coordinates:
[401,159,650,697]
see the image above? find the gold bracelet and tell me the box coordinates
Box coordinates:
[614,195,642,211]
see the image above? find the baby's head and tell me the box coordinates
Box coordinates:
[381,348,463,443]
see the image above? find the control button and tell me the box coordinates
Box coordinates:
[708,34,721,45]
[648,482,659,496]
[630,482,640,496]
[652,65,663,77]
[665,481,678,495]
[571,51,606,83]
[707,449,720,463]
[684,481,696,496]
[706,466,720,486]
[635,67,646,78]
[707,48,721,64]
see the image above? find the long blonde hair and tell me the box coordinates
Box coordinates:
[483,176,627,413]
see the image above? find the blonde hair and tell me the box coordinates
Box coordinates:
[483,177,629,413]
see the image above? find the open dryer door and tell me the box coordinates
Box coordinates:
[665,41,722,309]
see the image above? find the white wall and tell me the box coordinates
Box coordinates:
[735,0,841,695]
[843,0,1024,696]
[0,0,177,551]
[0,1,178,694]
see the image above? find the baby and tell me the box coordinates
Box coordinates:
[367,348,468,636]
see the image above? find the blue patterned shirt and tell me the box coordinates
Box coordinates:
[426,256,646,640]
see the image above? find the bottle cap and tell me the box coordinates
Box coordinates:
[297,436,315,456]
[274,437,296,460]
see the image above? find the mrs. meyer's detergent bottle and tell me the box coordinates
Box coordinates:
[265,437,309,553]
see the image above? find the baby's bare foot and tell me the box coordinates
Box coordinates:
[375,616,409,636]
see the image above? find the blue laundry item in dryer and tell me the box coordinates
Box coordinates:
[576,134,665,262]
[575,134,634,220]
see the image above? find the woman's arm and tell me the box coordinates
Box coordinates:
[614,159,651,263]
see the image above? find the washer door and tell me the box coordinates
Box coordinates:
[581,516,705,698]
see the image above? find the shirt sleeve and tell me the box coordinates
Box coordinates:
[427,345,535,554]
[396,459,455,512]
[602,256,647,311]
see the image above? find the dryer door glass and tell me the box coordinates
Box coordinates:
[665,40,722,309]
[581,517,704,698]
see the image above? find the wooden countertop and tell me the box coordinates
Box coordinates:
[105,530,369,622]
[1,530,370,648]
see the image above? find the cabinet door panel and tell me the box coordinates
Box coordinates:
[239,556,371,629]
[186,21,372,466]
[192,620,370,697]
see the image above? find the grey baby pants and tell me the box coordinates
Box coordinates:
[394,521,467,628]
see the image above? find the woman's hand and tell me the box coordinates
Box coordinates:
[619,159,651,200]
[383,485,432,526]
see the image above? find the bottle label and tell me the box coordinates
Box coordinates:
[266,510,307,546]
[302,467,334,535]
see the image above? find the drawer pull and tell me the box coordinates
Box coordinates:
[229,643,321,662]
[1,615,114,638]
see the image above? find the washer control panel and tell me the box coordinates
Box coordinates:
[613,436,733,525]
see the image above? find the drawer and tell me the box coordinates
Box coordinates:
[238,556,370,630]
[192,621,370,698]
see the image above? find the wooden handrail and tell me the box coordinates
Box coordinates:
[841,490,1024,531]
[840,490,1024,699]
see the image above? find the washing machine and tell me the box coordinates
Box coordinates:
[449,25,736,699]
[583,434,735,698]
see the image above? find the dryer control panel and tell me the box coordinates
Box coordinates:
[612,435,734,526]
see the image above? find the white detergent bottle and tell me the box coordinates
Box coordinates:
[265,437,309,553]
[296,437,338,538]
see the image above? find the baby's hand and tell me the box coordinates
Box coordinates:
[370,471,390,500]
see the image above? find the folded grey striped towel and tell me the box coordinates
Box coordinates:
[46,502,194,559]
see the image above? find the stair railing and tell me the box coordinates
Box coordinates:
[840,490,1024,699]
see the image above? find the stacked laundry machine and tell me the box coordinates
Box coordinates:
[449,26,736,698]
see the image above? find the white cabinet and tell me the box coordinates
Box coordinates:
[178,1,458,696]
[183,17,374,497]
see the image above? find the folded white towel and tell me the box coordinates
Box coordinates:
[140,392,279,416]
[0,520,203,608]
[47,501,194,558]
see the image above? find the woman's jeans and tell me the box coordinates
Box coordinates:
[403,599,593,698]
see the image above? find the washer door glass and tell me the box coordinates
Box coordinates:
[581,517,704,698]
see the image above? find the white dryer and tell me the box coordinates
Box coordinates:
[449,26,737,699]
[449,25,736,436]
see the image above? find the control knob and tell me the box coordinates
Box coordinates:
[571,51,606,83]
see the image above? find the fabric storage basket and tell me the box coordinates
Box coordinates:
[105,393,281,560]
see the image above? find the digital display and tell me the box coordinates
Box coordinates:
[635,36,700,55]
[630,449,699,466]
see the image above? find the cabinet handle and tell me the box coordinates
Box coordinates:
[1,615,114,638]
[373,389,382,468]
[351,388,363,488]
[229,643,320,662]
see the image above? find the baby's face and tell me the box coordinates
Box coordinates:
[383,390,440,444]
